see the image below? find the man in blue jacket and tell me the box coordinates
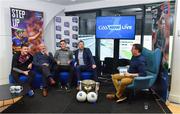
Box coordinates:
[106,44,147,102]
[33,43,55,97]
[74,40,97,85]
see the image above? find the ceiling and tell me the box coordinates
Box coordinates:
[39,0,105,5]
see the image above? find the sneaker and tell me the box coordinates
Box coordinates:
[49,77,56,85]
[116,96,127,103]
[106,93,116,100]
[76,85,80,90]
[27,90,34,97]
[42,88,48,97]
[65,84,71,92]
[57,82,63,88]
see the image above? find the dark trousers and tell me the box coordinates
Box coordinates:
[54,65,73,86]
[34,65,53,88]
[76,65,98,82]
[11,70,35,91]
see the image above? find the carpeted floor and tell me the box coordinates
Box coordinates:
[2,84,171,113]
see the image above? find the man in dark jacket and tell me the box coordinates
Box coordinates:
[33,43,55,97]
[11,44,35,97]
[74,40,97,84]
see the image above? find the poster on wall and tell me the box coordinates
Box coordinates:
[10,7,44,55]
[151,1,170,101]
[55,16,79,51]
[151,1,170,69]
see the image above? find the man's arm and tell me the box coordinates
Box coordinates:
[124,72,138,77]
[33,53,41,67]
[68,50,73,64]
[54,50,60,64]
[86,48,95,65]
[137,61,146,76]
[12,54,29,75]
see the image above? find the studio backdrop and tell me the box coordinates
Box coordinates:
[55,16,79,51]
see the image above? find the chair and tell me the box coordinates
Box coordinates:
[9,70,43,89]
[102,57,119,75]
[81,70,93,80]
[127,48,162,96]
[80,56,101,80]
[9,74,28,84]
[93,56,102,76]
[59,71,70,85]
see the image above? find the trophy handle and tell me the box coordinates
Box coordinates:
[95,82,100,94]
[78,81,82,91]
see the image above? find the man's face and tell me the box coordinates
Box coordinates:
[39,44,46,53]
[21,46,29,55]
[60,41,66,49]
[131,46,138,56]
[78,42,84,50]
[17,31,24,38]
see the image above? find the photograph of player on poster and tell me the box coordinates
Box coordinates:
[152,1,170,69]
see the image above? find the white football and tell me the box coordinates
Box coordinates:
[76,91,87,102]
[87,92,98,103]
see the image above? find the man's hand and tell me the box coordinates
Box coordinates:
[23,70,30,76]
[67,60,71,65]
[28,63,32,69]
[42,63,49,67]
[45,51,49,56]
[92,64,96,69]
[57,61,61,65]
[124,72,138,77]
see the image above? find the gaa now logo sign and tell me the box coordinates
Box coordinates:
[98,24,133,31]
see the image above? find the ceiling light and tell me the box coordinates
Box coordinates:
[71,0,76,2]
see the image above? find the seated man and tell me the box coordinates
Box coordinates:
[106,44,147,102]
[54,40,74,91]
[74,40,98,87]
[11,44,35,97]
[33,43,56,97]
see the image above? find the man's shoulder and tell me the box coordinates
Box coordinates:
[84,48,90,52]
[138,54,146,62]
[13,52,20,57]
[55,49,61,53]
[33,52,41,56]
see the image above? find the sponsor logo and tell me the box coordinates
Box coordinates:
[98,24,133,31]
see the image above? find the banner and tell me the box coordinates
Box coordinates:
[55,16,79,51]
[10,7,44,55]
[152,1,170,69]
[151,1,170,101]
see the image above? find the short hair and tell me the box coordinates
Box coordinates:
[21,44,29,48]
[133,44,143,53]
[78,40,84,45]
[60,40,66,44]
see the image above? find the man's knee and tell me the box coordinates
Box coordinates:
[120,78,133,85]
[112,73,120,80]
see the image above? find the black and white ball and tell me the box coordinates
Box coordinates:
[76,91,87,102]
[87,92,98,103]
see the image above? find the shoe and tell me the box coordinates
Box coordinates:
[65,84,71,92]
[116,96,127,103]
[76,85,80,90]
[49,77,56,85]
[106,93,116,100]
[42,88,48,97]
[27,90,34,97]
